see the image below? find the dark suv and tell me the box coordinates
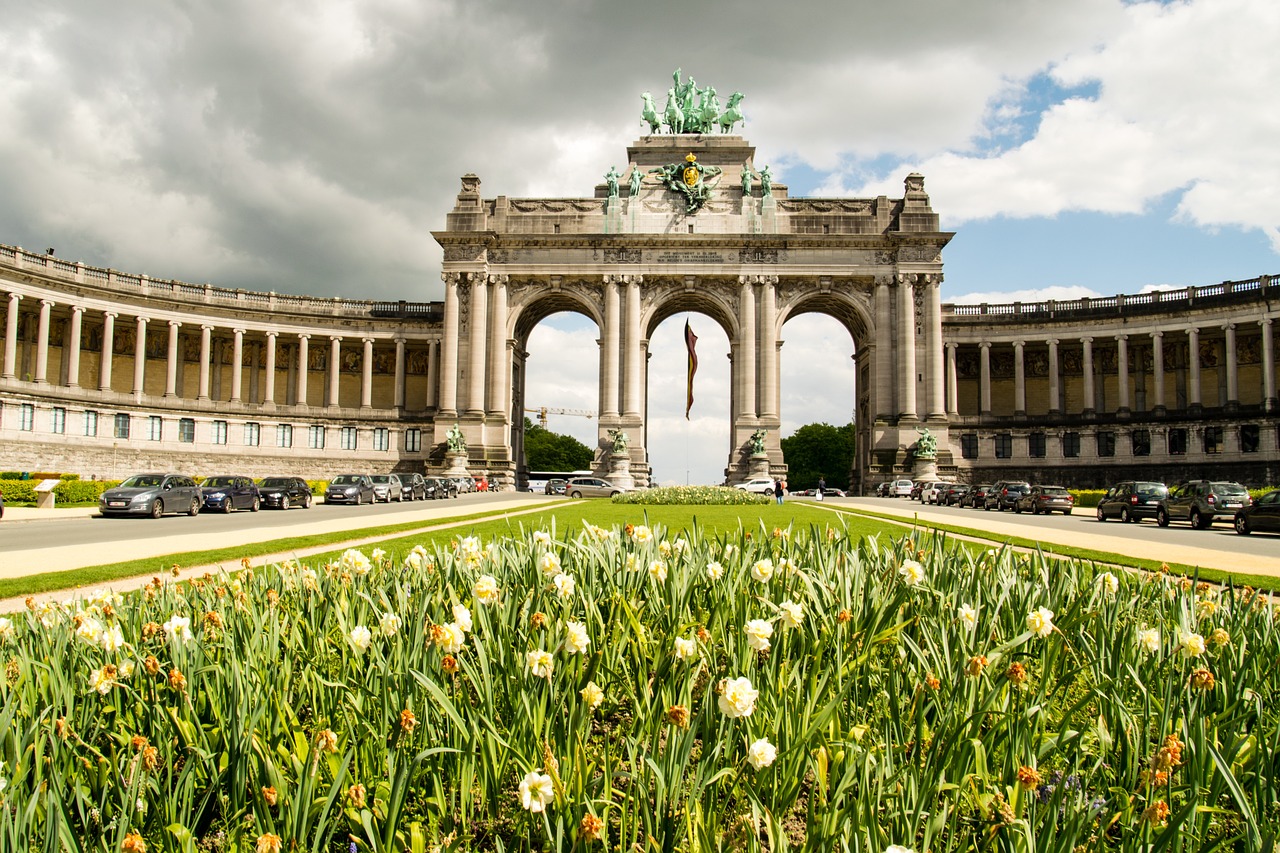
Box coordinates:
[1096,481,1167,523]
[1156,480,1249,529]
[985,480,1030,511]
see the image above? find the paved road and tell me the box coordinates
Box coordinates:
[834,496,1280,576]
[0,493,556,579]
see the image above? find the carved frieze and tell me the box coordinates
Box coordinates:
[602,248,642,264]
[407,349,429,375]
[443,244,486,263]
[739,248,779,264]
[777,200,872,214]
[897,244,942,263]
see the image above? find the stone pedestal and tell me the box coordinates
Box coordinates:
[604,197,623,234]
[911,457,938,479]
[748,453,771,480]
[443,452,469,478]
[761,196,777,233]
[607,452,634,490]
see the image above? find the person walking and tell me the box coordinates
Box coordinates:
[816,475,826,502]
[774,478,784,505]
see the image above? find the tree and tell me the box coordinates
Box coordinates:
[523,418,595,471]
[780,422,855,490]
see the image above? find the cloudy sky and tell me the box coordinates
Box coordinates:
[4,0,1278,484]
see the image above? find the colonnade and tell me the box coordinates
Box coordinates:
[1,291,444,412]
[943,320,1278,418]
[873,273,945,421]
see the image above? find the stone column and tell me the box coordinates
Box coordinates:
[874,277,892,420]
[1224,323,1238,408]
[263,332,278,405]
[1151,330,1165,413]
[979,341,991,416]
[65,306,84,387]
[34,299,54,384]
[1013,339,1026,416]
[393,336,406,409]
[925,275,945,419]
[760,277,779,418]
[99,311,116,391]
[1261,318,1276,412]
[1081,337,1095,415]
[1047,338,1060,413]
[1116,334,1130,414]
[129,315,148,395]
[164,321,182,397]
[326,336,342,408]
[198,325,213,400]
[1187,328,1201,409]
[2,293,20,378]
[439,274,460,416]
[426,339,440,410]
[361,337,375,409]
[602,277,621,417]
[487,275,509,416]
[467,276,488,415]
[295,333,310,407]
[738,276,757,418]
[945,342,958,416]
[230,328,245,402]
[623,278,642,417]
[896,275,917,420]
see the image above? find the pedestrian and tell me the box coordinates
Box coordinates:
[816,475,826,501]
[0,483,4,519]
[774,478,784,505]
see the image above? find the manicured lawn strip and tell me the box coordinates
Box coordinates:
[0,503,571,600]
[824,503,1279,590]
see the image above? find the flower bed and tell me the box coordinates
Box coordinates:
[615,485,772,505]
[0,522,1275,850]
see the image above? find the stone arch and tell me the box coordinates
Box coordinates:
[639,276,739,342]
[776,284,874,346]
[510,282,604,345]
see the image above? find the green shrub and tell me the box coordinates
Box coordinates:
[1068,488,1106,508]
[59,473,81,481]
[54,480,119,503]
[615,485,772,506]
[308,480,329,495]
[0,479,38,503]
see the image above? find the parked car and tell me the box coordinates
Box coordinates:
[985,481,1031,511]
[889,479,914,498]
[429,477,459,499]
[1157,480,1249,529]
[1096,481,1167,523]
[941,483,971,506]
[400,473,429,501]
[370,474,403,502]
[545,478,568,496]
[258,476,313,510]
[909,480,931,501]
[962,484,993,508]
[1234,490,1280,535]
[876,482,893,497]
[325,475,375,505]
[737,478,777,494]
[1015,485,1075,515]
[99,473,202,519]
[565,476,626,498]
[200,475,260,513]
[921,481,950,504]
[820,487,846,498]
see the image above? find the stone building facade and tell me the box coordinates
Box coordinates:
[1,130,1276,490]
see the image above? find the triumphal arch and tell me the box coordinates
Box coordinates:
[433,72,953,489]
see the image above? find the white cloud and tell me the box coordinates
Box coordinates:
[948,285,1104,305]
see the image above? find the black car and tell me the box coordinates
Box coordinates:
[100,473,202,518]
[545,478,568,496]
[1015,485,1075,515]
[1157,480,1249,529]
[200,475,260,513]
[425,477,458,499]
[962,484,993,508]
[400,473,429,501]
[1235,490,1280,535]
[1096,481,1167,523]
[941,482,970,506]
[985,481,1030,511]
[258,476,313,510]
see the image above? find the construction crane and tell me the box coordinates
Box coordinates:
[526,406,595,429]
